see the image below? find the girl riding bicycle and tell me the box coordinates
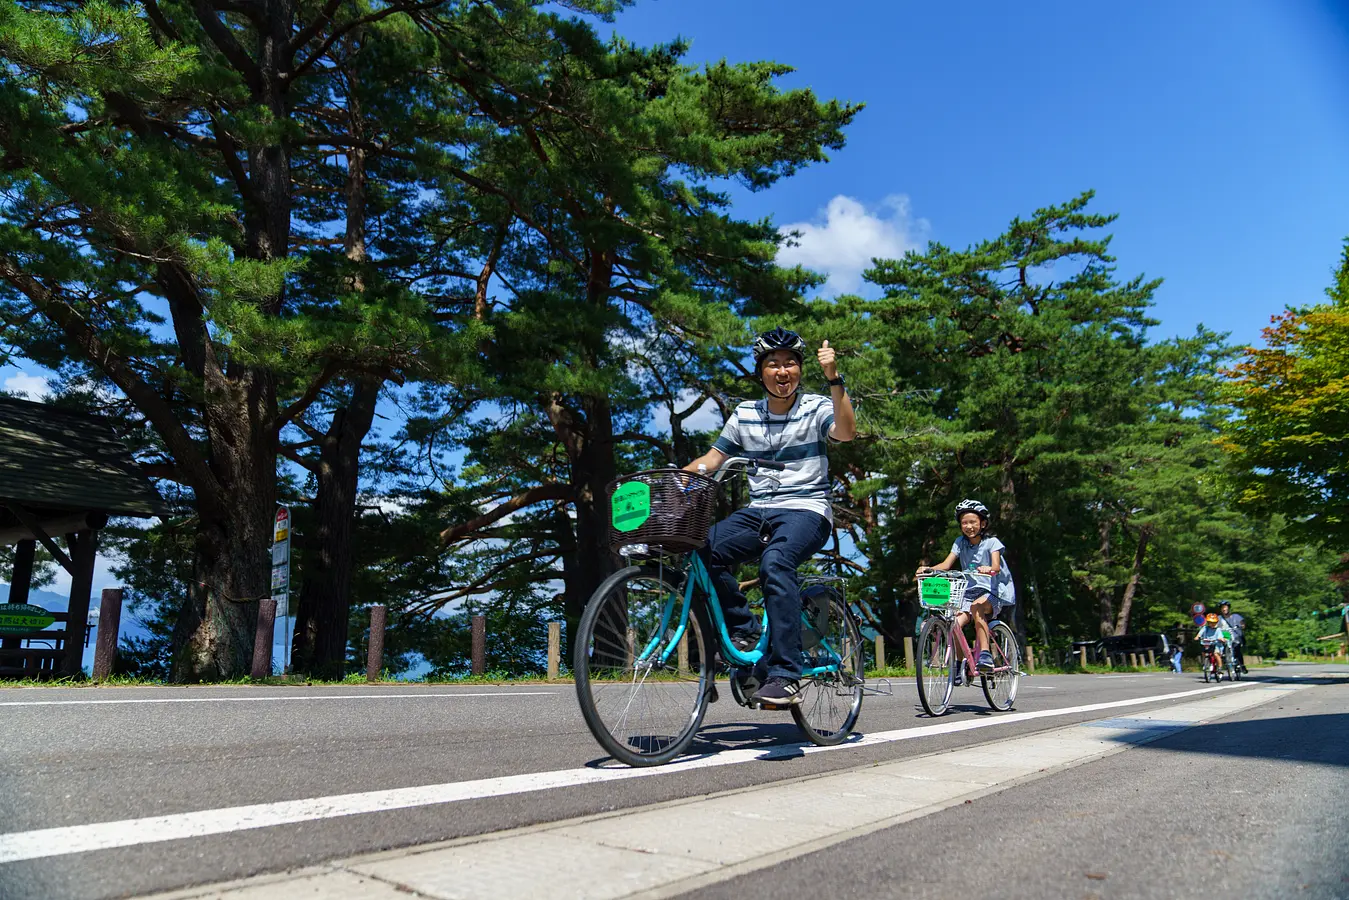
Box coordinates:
[683,327,856,707]
[917,499,1015,677]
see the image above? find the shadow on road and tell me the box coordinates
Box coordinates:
[1103,711,1349,768]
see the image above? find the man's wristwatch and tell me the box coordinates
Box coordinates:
[827,375,846,387]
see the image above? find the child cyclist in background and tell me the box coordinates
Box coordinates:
[917,499,1015,678]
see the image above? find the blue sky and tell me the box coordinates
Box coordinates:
[606,0,1349,347]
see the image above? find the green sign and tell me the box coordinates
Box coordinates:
[611,481,652,532]
[1220,629,1232,642]
[919,578,951,607]
[0,604,56,636]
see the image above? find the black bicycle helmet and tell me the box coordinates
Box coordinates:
[954,498,990,525]
[752,327,806,370]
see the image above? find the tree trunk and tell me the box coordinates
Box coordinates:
[1024,545,1050,646]
[173,461,274,681]
[547,394,618,655]
[1113,525,1151,637]
[1097,518,1116,638]
[292,376,380,677]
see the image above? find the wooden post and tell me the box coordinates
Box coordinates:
[1129,652,1137,668]
[1147,649,1156,668]
[903,636,914,672]
[1079,647,1088,668]
[677,632,689,675]
[1026,644,1036,674]
[547,621,561,680]
[366,604,387,682]
[625,627,636,670]
[60,530,97,678]
[874,634,886,671]
[251,598,277,679]
[91,588,123,681]
[470,614,486,676]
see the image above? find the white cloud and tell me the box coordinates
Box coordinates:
[3,370,50,400]
[777,194,927,295]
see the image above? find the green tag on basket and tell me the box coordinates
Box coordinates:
[611,481,652,532]
[1220,629,1231,641]
[920,578,951,607]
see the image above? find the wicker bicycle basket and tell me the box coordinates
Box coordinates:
[606,469,719,554]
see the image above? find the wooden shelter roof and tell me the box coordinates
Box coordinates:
[0,396,167,521]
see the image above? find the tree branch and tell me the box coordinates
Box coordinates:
[439,483,574,545]
[191,1,262,92]
[275,358,341,433]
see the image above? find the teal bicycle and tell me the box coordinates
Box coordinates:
[574,459,866,767]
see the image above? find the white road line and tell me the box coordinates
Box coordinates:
[0,681,1261,864]
[0,691,557,707]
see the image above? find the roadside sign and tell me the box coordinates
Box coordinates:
[1192,614,1206,626]
[272,506,291,619]
[1191,603,1205,615]
[0,604,55,636]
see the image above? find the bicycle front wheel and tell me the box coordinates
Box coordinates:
[916,616,954,717]
[574,566,712,767]
[793,593,864,746]
[981,621,1021,711]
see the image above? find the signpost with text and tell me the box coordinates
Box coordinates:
[272,507,291,673]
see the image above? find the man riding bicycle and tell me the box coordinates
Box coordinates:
[1218,601,1247,674]
[683,327,856,707]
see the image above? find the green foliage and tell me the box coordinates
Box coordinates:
[1221,239,1349,550]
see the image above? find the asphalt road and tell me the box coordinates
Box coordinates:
[0,664,1343,900]
[691,672,1349,900]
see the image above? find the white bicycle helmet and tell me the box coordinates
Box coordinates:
[954,498,990,524]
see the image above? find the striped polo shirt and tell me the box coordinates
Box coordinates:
[712,393,837,522]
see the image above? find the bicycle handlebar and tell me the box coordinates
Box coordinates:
[712,456,787,480]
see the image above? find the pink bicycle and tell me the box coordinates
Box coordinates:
[915,569,1022,716]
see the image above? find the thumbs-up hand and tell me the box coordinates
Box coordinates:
[817,340,838,379]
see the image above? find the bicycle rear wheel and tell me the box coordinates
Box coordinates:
[792,594,864,745]
[574,566,712,767]
[981,621,1021,711]
[916,616,954,717]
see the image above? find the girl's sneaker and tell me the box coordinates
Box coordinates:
[976,650,995,673]
[952,666,964,687]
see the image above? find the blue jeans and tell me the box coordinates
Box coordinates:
[698,506,831,680]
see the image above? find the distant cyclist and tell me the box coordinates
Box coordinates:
[683,327,856,707]
[1218,601,1247,674]
[917,499,1015,677]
